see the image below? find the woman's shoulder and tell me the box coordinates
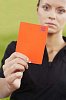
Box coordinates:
[62,36,66,42]
[8,41,17,47]
[7,41,17,50]
[5,41,17,54]
[61,42,66,63]
[1,41,17,66]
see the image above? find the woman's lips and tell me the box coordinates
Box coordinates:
[45,23,57,26]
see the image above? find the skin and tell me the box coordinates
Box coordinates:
[37,0,66,61]
[0,52,30,98]
[1,0,66,98]
[38,0,66,33]
[0,74,22,98]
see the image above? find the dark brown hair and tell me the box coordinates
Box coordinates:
[37,0,40,7]
[37,0,40,11]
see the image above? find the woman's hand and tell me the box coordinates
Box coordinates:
[2,52,29,96]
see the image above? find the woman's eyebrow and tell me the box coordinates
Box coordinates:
[42,3,51,7]
[57,6,65,9]
[57,6,66,10]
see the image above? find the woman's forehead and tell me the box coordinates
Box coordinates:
[40,0,66,7]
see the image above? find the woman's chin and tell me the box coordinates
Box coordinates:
[48,28,57,34]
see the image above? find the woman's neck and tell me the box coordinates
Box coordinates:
[46,32,66,62]
[46,32,65,51]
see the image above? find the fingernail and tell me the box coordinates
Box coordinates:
[29,61,31,63]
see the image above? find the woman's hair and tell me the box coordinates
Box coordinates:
[37,0,40,7]
[37,0,40,11]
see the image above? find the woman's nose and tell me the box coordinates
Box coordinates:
[48,10,56,20]
[49,16,55,20]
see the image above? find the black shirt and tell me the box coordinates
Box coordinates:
[0,41,66,100]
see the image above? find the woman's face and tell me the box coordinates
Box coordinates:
[37,0,66,34]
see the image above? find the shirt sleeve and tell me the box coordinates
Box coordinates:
[0,41,16,78]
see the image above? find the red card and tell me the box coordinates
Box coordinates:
[16,22,48,64]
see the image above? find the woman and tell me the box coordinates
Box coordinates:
[0,0,66,99]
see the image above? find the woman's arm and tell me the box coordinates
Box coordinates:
[0,78,11,98]
[0,71,23,98]
[0,41,30,98]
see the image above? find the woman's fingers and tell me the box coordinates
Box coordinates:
[3,57,28,71]
[5,72,23,90]
[6,72,23,84]
[5,52,29,64]
[3,52,29,77]
[4,64,25,77]
[2,52,30,94]
[2,52,30,92]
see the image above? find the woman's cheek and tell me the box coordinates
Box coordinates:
[38,13,47,24]
[58,14,66,26]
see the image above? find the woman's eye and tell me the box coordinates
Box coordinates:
[57,9,66,14]
[42,5,50,11]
